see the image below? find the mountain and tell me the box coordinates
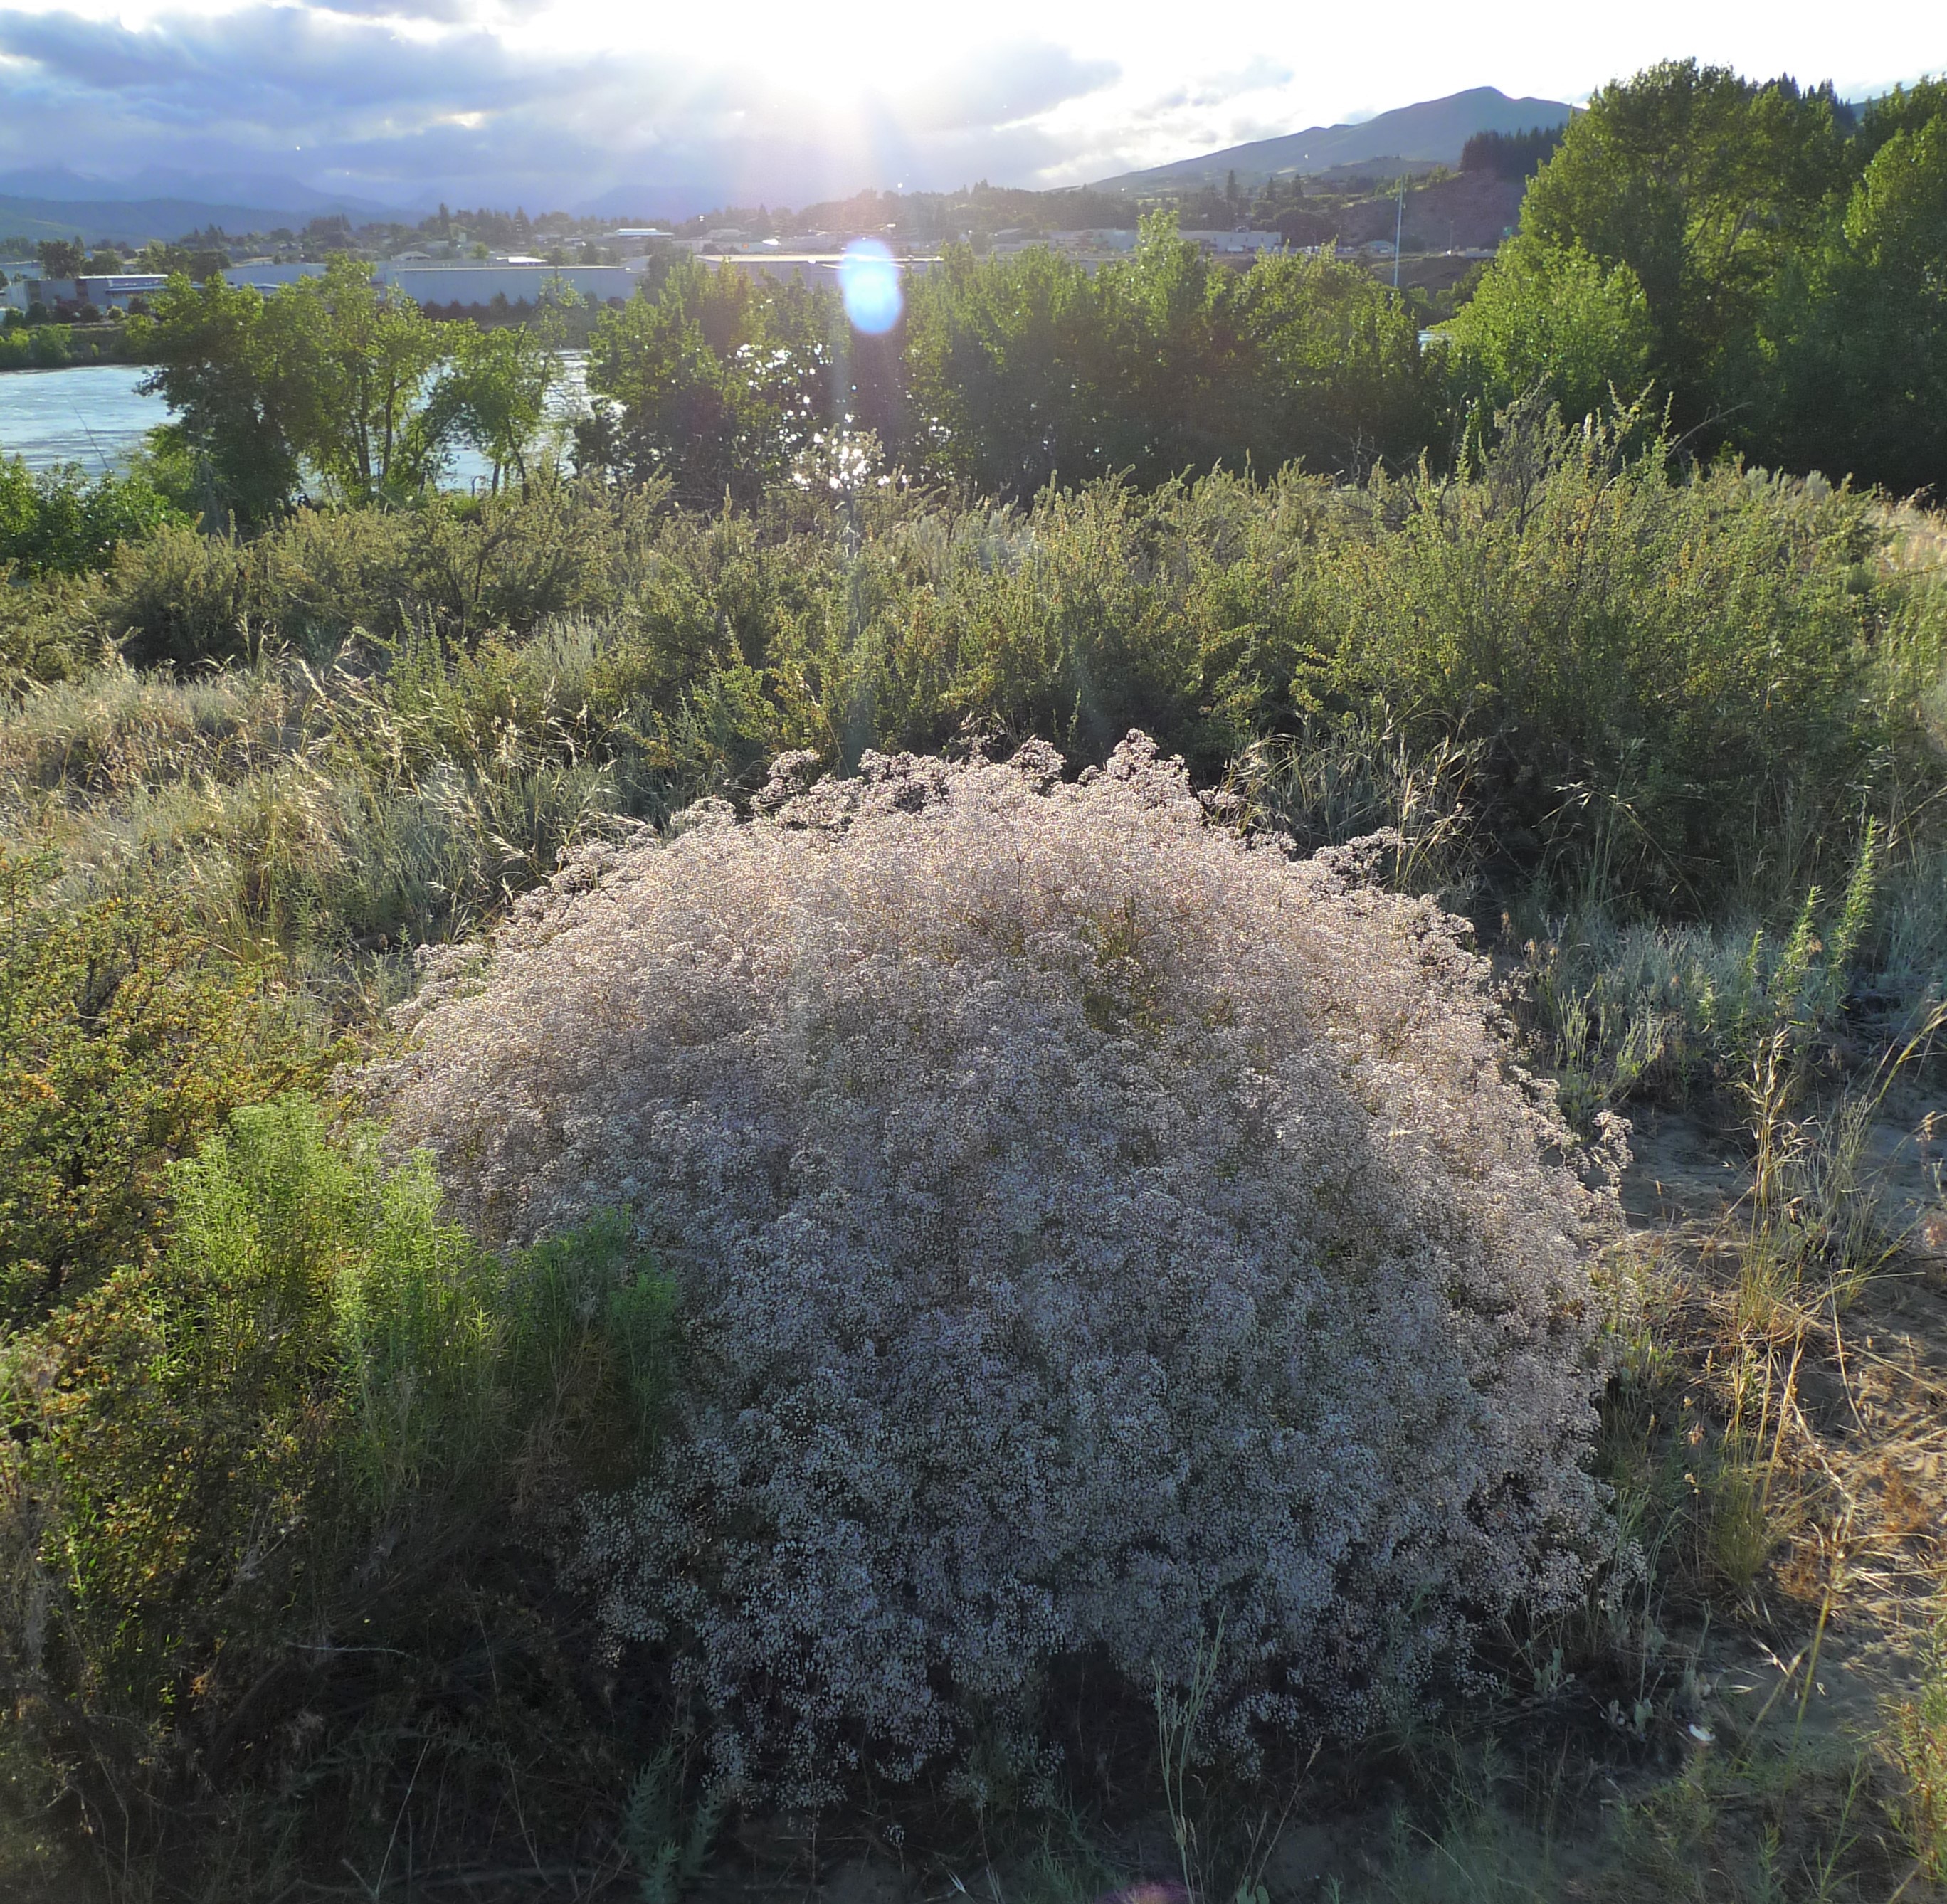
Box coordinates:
[0,169,403,244]
[0,193,371,247]
[1092,86,1573,194]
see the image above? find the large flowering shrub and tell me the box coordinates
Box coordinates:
[370,736,1620,1804]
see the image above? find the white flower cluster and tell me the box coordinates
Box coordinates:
[369,736,1620,1804]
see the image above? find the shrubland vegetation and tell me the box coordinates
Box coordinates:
[4,51,1947,1904]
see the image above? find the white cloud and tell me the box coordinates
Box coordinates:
[0,0,1940,213]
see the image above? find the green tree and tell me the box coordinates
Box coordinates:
[1518,60,1850,432]
[263,256,451,502]
[1228,243,1440,472]
[902,217,1436,494]
[1744,112,1947,494]
[1442,236,1655,423]
[426,324,561,492]
[36,237,85,280]
[901,240,1104,494]
[136,273,306,528]
[577,260,835,507]
[1857,78,1947,162]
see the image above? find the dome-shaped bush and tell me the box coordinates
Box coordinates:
[370,736,1619,1804]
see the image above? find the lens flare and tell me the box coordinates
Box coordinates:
[840,239,903,334]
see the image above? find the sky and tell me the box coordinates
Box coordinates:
[0,0,1943,218]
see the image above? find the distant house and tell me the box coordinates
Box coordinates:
[606,229,674,257]
[685,228,763,255]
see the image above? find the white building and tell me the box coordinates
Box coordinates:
[379,263,640,306]
[696,253,943,292]
[215,261,643,305]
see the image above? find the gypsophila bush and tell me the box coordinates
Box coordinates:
[366,735,1624,1806]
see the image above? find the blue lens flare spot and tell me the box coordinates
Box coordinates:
[840,240,903,335]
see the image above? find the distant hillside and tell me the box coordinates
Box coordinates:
[1335,168,1529,250]
[0,194,341,246]
[1094,87,1573,194]
[0,167,399,221]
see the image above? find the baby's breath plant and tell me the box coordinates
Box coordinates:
[372,736,1624,1806]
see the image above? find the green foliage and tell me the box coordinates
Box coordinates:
[577,258,838,508]
[1297,400,1902,911]
[573,221,1434,509]
[0,456,180,578]
[0,1096,676,1888]
[267,255,451,503]
[1459,125,1565,179]
[5,433,1938,1007]
[1741,116,1947,497]
[46,476,666,672]
[137,258,460,525]
[34,240,84,281]
[903,216,1437,494]
[0,849,323,1332]
[0,323,150,372]
[1521,836,1882,1133]
[623,1738,728,1904]
[135,273,307,530]
[426,319,563,491]
[1519,61,1852,433]
[1891,1598,1947,1884]
[1442,237,1655,423]
[1511,58,1947,494]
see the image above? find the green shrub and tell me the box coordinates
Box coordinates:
[0,848,324,1331]
[0,1096,675,1889]
[0,457,181,579]
[901,218,1440,497]
[6,440,1941,1033]
[93,480,668,669]
[1297,401,1911,913]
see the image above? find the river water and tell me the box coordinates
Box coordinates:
[0,365,169,473]
[0,356,591,490]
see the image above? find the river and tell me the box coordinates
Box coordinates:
[0,356,592,490]
[0,365,169,473]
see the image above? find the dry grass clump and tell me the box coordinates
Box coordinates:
[370,736,1624,1807]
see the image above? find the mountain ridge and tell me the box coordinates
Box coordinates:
[1092,85,1573,194]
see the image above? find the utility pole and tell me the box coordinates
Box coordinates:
[1393,174,1405,291]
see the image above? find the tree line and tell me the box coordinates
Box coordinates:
[135,255,572,523]
[130,60,1947,531]
[1448,62,1947,494]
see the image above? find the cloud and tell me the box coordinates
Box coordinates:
[896,41,1117,132]
[1179,53,1293,107]
[0,4,1122,213]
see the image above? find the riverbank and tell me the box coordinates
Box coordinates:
[0,321,153,374]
